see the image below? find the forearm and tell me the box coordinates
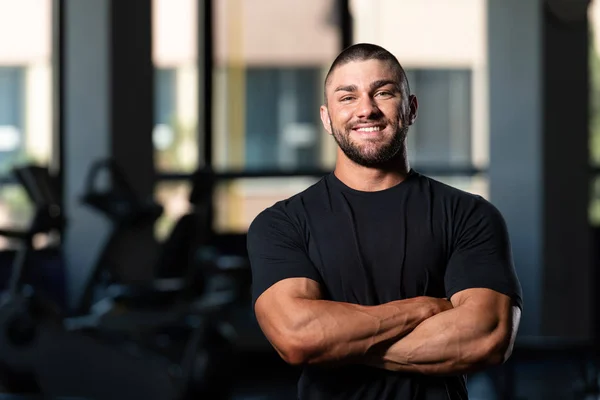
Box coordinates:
[283,297,440,366]
[366,305,510,375]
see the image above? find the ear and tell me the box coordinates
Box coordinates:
[407,95,418,125]
[320,105,333,134]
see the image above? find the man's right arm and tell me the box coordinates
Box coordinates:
[254,277,452,366]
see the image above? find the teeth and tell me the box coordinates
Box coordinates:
[356,126,381,132]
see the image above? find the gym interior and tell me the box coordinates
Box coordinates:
[0,0,597,399]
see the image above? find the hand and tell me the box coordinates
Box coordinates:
[400,296,453,320]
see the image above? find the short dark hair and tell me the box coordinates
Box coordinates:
[324,43,411,107]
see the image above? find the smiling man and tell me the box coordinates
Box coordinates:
[247,43,523,400]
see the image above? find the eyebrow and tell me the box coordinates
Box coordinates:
[370,79,399,91]
[334,84,357,93]
[333,79,399,94]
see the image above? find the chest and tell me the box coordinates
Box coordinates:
[304,201,450,305]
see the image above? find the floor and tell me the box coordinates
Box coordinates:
[1,309,600,399]
[228,353,600,400]
[0,358,598,400]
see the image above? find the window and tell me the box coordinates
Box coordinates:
[0,67,25,173]
[152,0,199,173]
[405,69,472,166]
[591,176,600,227]
[591,2,600,167]
[0,0,54,246]
[154,180,193,240]
[590,2,600,226]
[154,0,488,235]
[214,177,321,233]
[213,0,341,172]
[0,185,34,249]
[207,0,342,232]
[243,67,325,170]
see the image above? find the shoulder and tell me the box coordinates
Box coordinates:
[412,173,508,238]
[415,173,502,216]
[414,173,479,200]
[248,176,330,238]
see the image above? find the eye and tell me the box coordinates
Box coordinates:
[375,91,393,98]
[339,96,355,102]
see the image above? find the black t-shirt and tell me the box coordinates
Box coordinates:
[247,169,523,400]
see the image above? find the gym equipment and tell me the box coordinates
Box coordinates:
[0,164,239,399]
[76,159,218,316]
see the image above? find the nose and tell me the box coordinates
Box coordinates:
[356,95,379,119]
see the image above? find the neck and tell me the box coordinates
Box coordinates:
[334,149,411,192]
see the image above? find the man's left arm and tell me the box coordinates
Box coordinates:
[365,287,521,375]
[366,196,523,375]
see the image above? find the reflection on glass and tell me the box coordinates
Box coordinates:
[154,181,192,240]
[0,184,33,249]
[213,0,341,171]
[152,0,199,173]
[591,176,600,227]
[213,177,321,233]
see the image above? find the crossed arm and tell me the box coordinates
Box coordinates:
[254,278,520,375]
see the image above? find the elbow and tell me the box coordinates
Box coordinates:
[276,331,316,366]
[279,344,309,366]
[482,305,520,366]
[480,330,514,367]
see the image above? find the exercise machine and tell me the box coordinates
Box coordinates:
[0,164,238,399]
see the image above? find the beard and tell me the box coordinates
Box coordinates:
[330,117,408,167]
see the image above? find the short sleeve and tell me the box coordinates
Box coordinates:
[246,205,324,308]
[444,198,523,310]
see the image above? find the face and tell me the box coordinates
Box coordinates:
[320,59,417,167]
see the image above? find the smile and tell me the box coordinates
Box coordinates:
[353,125,384,132]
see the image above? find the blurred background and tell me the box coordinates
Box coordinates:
[0,0,596,399]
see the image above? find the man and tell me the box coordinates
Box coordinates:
[246,43,522,399]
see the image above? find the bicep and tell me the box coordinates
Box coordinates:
[247,207,325,307]
[445,199,523,309]
[247,208,326,354]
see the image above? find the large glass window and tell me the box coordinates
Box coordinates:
[204,0,342,233]
[152,0,199,173]
[154,0,488,235]
[0,0,54,246]
[213,0,341,172]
